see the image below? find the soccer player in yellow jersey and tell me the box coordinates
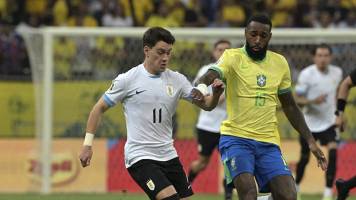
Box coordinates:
[191,14,328,200]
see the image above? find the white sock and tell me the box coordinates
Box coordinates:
[296,184,300,193]
[257,194,273,200]
[323,187,332,197]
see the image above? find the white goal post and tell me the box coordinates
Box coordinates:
[19,27,356,194]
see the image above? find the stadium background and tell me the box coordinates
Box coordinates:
[0,0,356,199]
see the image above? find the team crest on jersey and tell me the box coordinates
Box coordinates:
[166,85,174,97]
[257,74,267,87]
[146,179,155,191]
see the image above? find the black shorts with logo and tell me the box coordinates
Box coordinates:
[127,157,193,200]
[196,128,220,156]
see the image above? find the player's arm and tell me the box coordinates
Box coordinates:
[335,74,355,130]
[79,97,110,167]
[191,70,221,101]
[278,91,327,170]
[193,79,224,111]
[294,93,327,106]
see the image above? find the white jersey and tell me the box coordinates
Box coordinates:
[103,64,193,167]
[193,64,227,133]
[295,64,342,132]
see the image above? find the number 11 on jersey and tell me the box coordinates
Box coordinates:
[153,108,162,123]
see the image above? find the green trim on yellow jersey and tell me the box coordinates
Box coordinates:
[209,65,225,80]
[278,87,292,95]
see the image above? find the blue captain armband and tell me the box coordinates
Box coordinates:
[103,94,115,107]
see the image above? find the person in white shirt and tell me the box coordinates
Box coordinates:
[79,27,224,200]
[187,39,234,200]
[294,44,343,200]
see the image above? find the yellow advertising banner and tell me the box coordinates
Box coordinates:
[0,138,106,192]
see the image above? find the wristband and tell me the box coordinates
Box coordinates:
[195,84,208,95]
[337,99,346,112]
[83,133,94,146]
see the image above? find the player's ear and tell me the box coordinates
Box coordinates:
[143,46,150,56]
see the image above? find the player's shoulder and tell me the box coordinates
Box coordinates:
[113,64,142,81]
[267,50,288,62]
[329,65,343,74]
[164,68,187,80]
[299,64,315,77]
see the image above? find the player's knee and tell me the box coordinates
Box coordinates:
[161,193,180,200]
[273,189,296,200]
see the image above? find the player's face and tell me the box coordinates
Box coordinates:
[212,42,231,61]
[144,41,173,74]
[314,48,332,70]
[245,21,271,52]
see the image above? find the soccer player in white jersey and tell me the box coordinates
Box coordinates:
[187,39,234,200]
[79,27,224,200]
[294,44,343,200]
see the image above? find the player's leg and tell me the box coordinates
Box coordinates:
[336,175,356,200]
[188,129,219,183]
[219,135,257,200]
[165,157,194,200]
[255,142,295,200]
[319,126,338,200]
[295,135,310,191]
[268,175,297,200]
[223,178,234,200]
[127,159,182,200]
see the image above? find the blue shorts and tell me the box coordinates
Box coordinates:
[219,135,292,193]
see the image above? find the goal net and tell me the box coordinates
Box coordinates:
[19,27,356,193]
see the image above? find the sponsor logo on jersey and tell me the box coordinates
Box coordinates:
[146,179,155,191]
[166,85,174,97]
[257,74,267,87]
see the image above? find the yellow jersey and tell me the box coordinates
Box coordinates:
[210,46,292,146]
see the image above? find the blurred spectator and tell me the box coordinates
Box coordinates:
[183,0,208,27]
[145,2,179,27]
[312,9,336,28]
[266,0,297,27]
[120,0,153,26]
[93,36,127,79]
[219,0,246,27]
[67,2,98,26]
[0,26,29,77]
[101,1,132,27]
[53,36,76,79]
[52,0,69,26]
[337,10,356,28]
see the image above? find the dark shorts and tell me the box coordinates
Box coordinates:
[219,135,292,193]
[127,157,193,200]
[196,128,220,156]
[299,126,338,147]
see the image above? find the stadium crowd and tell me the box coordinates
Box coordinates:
[1,0,356,79]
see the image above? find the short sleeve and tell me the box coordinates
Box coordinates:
[103,74,128,107]
[295,70,309,96]
[350,68,356,85]
[278,58,292,95]
[209,50,232,81]
[179,74,194,102]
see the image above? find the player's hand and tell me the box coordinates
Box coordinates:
[309,142,328,171]
[211,79,224,96]
[312,94,327,104]
[79,145,93,167]
[335,115,345,132]
[191,88,205,101]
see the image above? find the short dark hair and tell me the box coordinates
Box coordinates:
[214,39,231,48]
[143,27,175,48]
[246,14,272,31]
[312,43,333,55]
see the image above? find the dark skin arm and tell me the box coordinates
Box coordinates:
[278,91,328,170]
[191,70,221,101]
